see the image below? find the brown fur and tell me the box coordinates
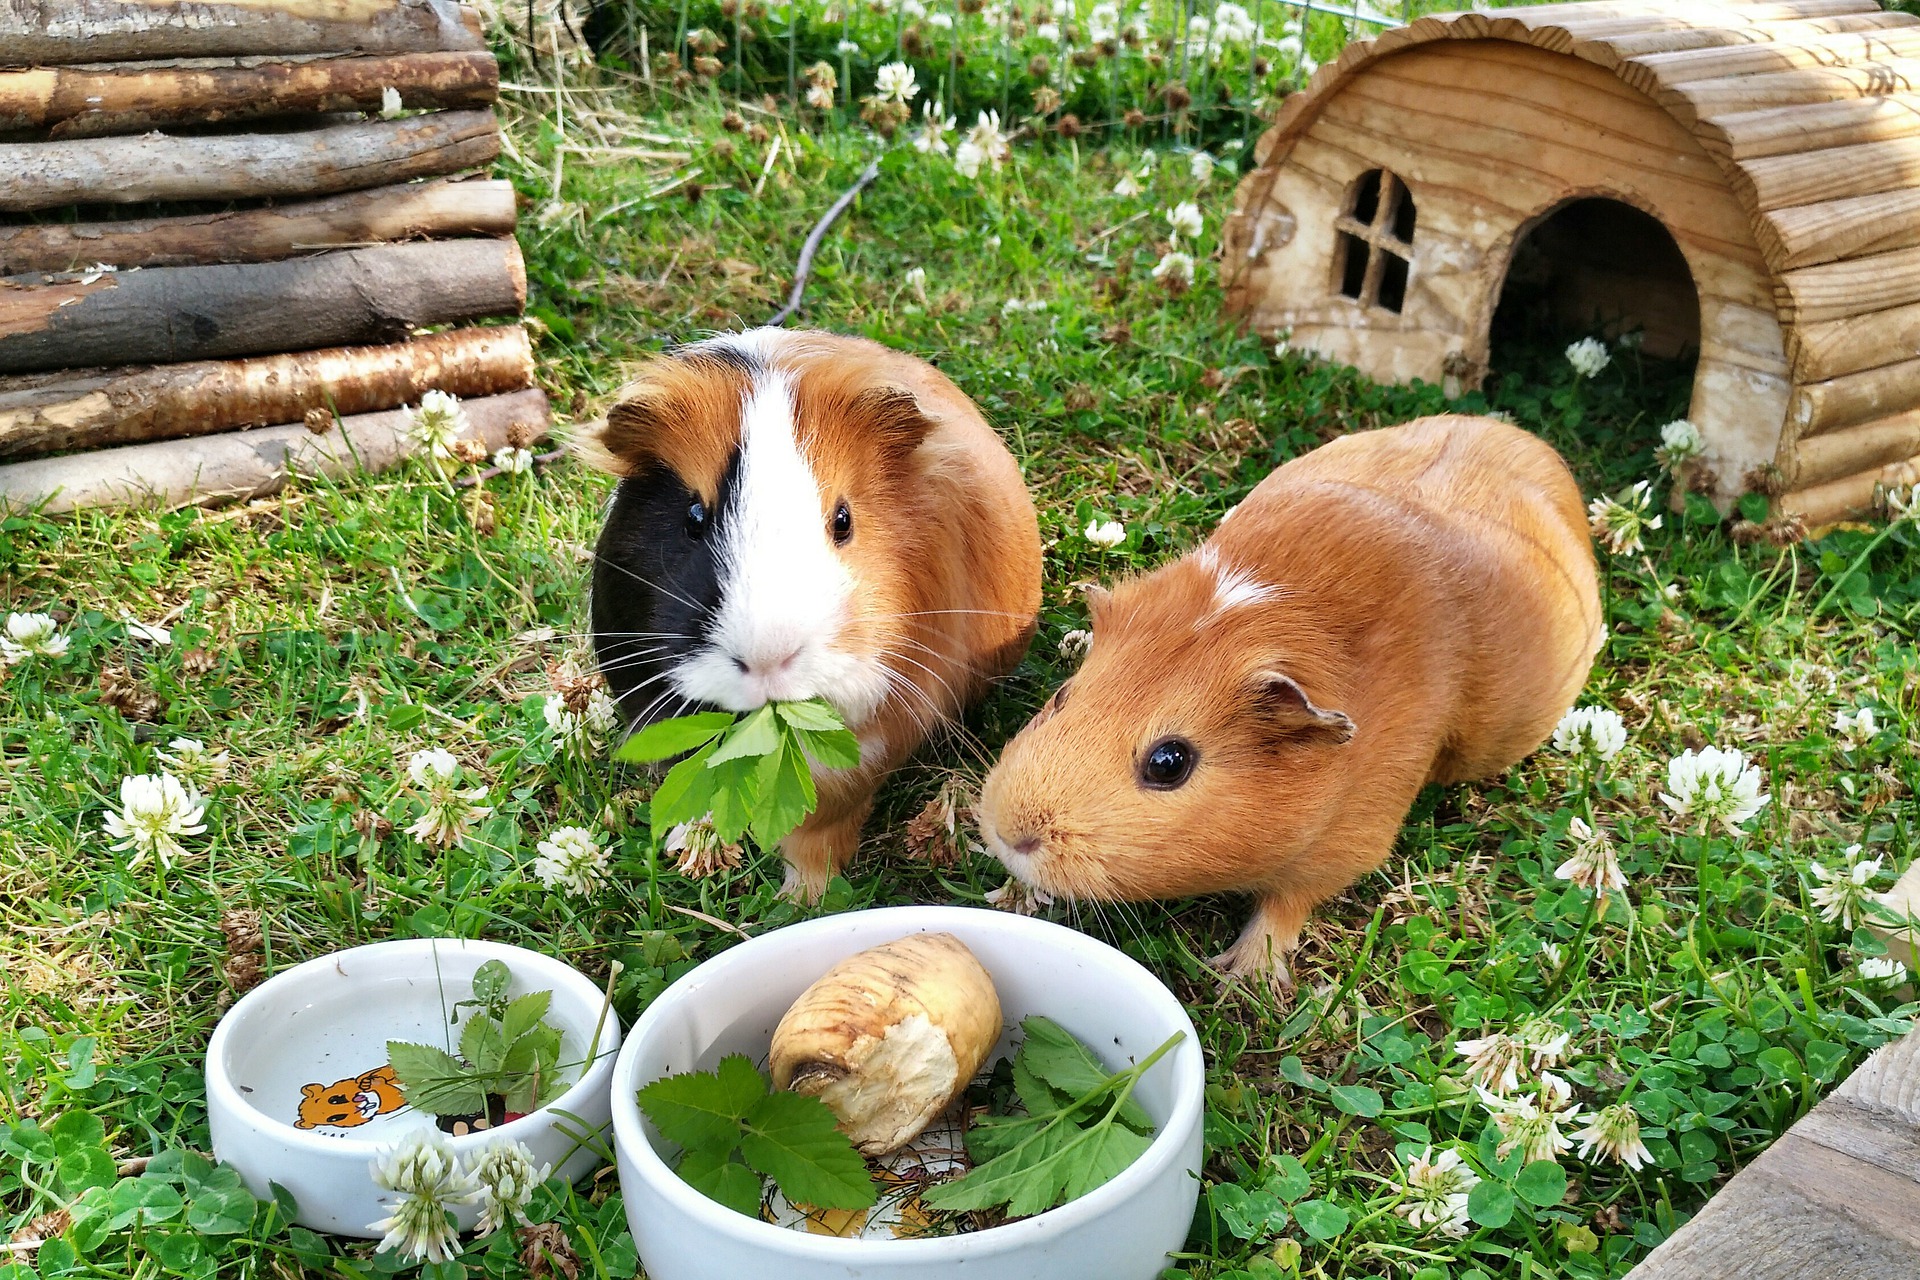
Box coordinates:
[976,415,1601,990]
[587,330,1042,895]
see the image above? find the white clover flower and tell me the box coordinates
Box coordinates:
[912,99,956,155]
[103,773,208,871]
[533,825,611,896]
[543,688,619,751]
[1480,1072,1582,1165]
[985,876,1054,915]
[1515,1016,1572,1071]
[899,0,926,17]
[407,390,470,462]
[493,446,536,474]
[1165,200,1203,241]
[1858,955,1910,985]
[1001,297,1047,316]
[1152,249,1196,291]
[905,265,929,303]
[381,86,404,118]
[1,612,69,663]
[1832,706,1878,750]
[1058,628,1092,660]
[928,10,953,26]
[954,110,1009,179]
[1036,20,1060,39]
[1551,706,1627,761]
[1113,171,1143,197]
[663,817,744,878]
[1587,480,1663,555]
[155,738,230,787]
[1555,815,1628,901]
[1540,941,1564,969]
[469,1140,551,1236]
[1565,337,1611,379]
[1887,484,1916,522]
[121,615,172,645]
[367,1129,478,1264]
[954,139,985,179]
[835,38,861,54]
[1395,1146,1479,1238]
[1571,1102,1650,1170]
[1657,418,1703,466]
[1083,518,1126,547]
[1808,844,1885,930]
[806,82,836,110]
[1454,1031,1525,1095]
[403,749,491,848]
[1660,746,1769,835]
[874,60,919,104]
[1088,1,1120,41]
[1188,150,1215,183]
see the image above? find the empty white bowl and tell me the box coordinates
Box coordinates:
[206,938,622,1236]
[611,905,1205,1280]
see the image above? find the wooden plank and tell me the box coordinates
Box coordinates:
[0,387,548,517]
[1756,186,1920,269]
[1779,451,1920,526]
[1788,297,1920,383]
[0,325,533,459]
[1625,1029,1920,1278]
[1701,93,1920,162]
[1791,355,1920,433]
[0,0,482,67]
[1630,23,1920,86]
[0,109,499,213]
[1776,244,1920,324]
[1659,58,1920,123]
[1734,133,1920,211]
[0,51,497,139]
[0,179,518,276]
[0,238,525,375]
[1601,11,1918,60]
[1791,407,1920,486]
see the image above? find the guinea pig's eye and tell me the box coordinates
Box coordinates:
[685,499,708,539]
[831,500,853,546]
[1139,738,1197,790]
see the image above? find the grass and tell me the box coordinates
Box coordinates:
[5,3,1920,1278]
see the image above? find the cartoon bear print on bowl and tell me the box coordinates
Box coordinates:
[294,1064,405,1130]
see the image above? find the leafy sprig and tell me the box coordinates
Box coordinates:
[387,960,567,1117]
[613,699,860,848]
[635,1054,878,1217]
[924,1016,1179,1217]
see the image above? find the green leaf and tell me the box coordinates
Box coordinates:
[1016,1017,1153,1130]
[616,711,736,763]
[1012,1053,1073,1116]
[460,1012,507,1075]
[1211,1183,1289,1241]
[1290,1198,1349,1242]
[1514,1160,1567,1207]
[1467,1179,1516,1228]
[793,726,861,771]
[963,1112,1051,1164]
[500,990,553,1044]
[185,1169,257,1235]
[925,1112,1081,1215]
[386,1041,488,1118]
[104,1177,185,1230]
[635,1055,766,1154]
[738,1091,878,1211]
[750,740,815,848]
[1328,1084,1383,1118]
[772,699,846,732]
[1061,1121,1153,1201]
[56,1148,114,1196]
[706,753,762,843]
[649,742,721,829]
[1264,1154,1312,1203]
[707,705,780,765]
[386,703,426,732]
[677,1147,765,1218]
[470,959,512,1006]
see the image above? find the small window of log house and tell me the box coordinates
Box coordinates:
[1334,169,1415,314]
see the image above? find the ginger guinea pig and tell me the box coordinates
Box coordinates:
[976,414,1601,990]
[583,328,1041,896]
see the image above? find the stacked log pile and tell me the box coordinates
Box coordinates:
[0,0,548,515]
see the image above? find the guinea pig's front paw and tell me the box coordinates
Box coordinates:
[1210,936,1296,1003]
[778,861,830,904]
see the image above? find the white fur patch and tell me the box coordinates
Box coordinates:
[1197,544,1278,616]
[669,354,888,727]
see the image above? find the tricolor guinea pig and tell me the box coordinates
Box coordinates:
[975,414,1602,990]
[582,328,1042,896]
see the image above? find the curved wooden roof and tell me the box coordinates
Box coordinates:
[1256,0,1920,375]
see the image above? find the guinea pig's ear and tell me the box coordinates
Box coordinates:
[575,383,679,478]
[1255,672,1355,744]
[1080,583,1114,628]
[851,385,935,459]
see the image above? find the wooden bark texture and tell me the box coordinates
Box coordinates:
[0,179,519,276]
[0,386,548,516]
[0,325,533,458]
[0,110,500,213]
[1623,1027,1920,1279]
[0,51,498,139]
[0,0,483,67]
[0,238,526,375]
[1224,0,1920,514]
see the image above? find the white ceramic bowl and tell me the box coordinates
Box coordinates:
[207,938,622,1236]
[611,905,1205,1280]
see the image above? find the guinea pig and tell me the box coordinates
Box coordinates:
[581,327,1042,897]
[975,414,1602,991]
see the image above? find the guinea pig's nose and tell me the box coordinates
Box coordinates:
[1011,834,1043,857]
[733,648,800,678]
